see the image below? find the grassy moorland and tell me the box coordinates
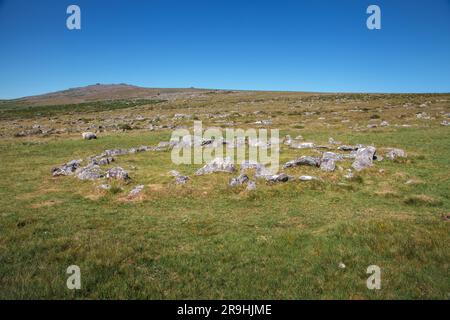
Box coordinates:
[0,89,448,299]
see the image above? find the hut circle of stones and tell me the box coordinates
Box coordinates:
[52,121,407,197]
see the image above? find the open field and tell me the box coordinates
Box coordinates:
[0,87,449,299]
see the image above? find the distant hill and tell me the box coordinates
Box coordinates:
[3,84,211,106]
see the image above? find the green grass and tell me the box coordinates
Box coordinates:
[0,92,449,299]
[0,99,165,120]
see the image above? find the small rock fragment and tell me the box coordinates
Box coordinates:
[82,132,97,140]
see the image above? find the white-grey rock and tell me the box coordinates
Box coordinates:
[82,132,97,140]
[351,146,377,171]
[76,164,104,180]
[52,159,82,176]
[320,158,336,172]
[229,174,249,187]
[128,185,144,197]
[386,148,406,160]
[283,156,320,169]
[106,167,130,181]
[195,157,235,175]
[290,141,315,149]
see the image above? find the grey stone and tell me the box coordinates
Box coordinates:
[195,157,235,175]
[76,164,104,180]
[283,156,320,169]
[290,141,315,149]
[229,174,249,187]
[351,146,377,171]
[299,175,319,181]
[320,158,336,172]
[82,132,97,140]
[266,173,292,183]
[91,156,114,166]
[106,167,130,181]
[338,145,358,151]
[386,148,407,160]
[128,185,144,197]
[283,135,292,146]
[52,159,82,177]
[175,175,189,185]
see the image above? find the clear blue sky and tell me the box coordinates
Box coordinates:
[0,0,449,98]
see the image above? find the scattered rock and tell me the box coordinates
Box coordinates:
[290,141,315,149]
[229,174,249,187]
[299,175,319,181]
[195,157,235,175]
[338,145,358,151]
[386,148,406,160]
[241,160,264,171]
[52,159,82,176]
[338,262,346,269]
[320,158,336,172]
[266,173,292,183]
[128,185,144,198]
[322,152,344,162]
[175,175,189,185]
[106,167,130,181]
[352,146,377,171]
[169,170,181,177]
[76,164,104,180]
[82,132,97,140]
[98,184,111,190]
[90,156,114,166]
[283,156,320,169]
[441,120,449,126]
[380,121,389,127]
[283,135,292,145]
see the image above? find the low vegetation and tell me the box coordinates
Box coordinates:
[0,89,448,299]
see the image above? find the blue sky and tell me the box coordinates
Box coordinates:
[0,0,449,98]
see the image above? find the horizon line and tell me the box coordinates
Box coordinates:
[2,83,450,101]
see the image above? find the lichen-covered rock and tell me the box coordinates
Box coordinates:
[90,156,114,166]
[351,146,377,171]
[82,132,97,140]
[229,174,249,187]
[322,152,344,162]
[320,158,336,172]
[386,148,407,160]
[52,159,82,177]
[76,164,104,180]
[195,157,235,175]
[283,156,320,169]
[106,167,130,181]
[266,173,292,183]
